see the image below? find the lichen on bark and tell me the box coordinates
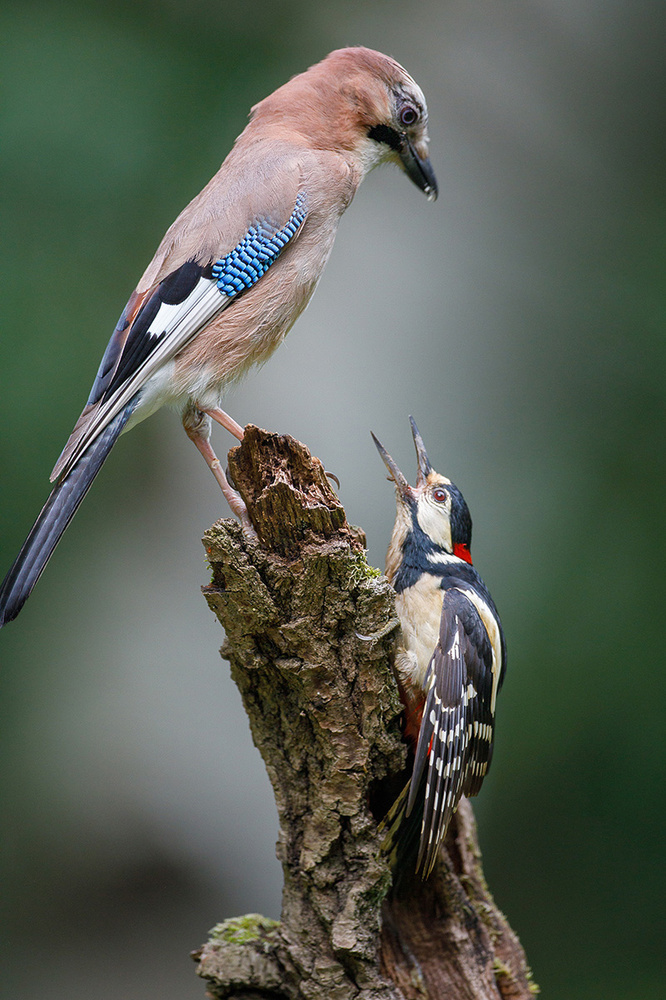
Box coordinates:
[194,427,537,1000]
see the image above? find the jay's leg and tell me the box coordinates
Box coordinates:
[202,406,244,442]
[182,404,256,538]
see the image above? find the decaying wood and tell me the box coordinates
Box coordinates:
[194,426,537,1000]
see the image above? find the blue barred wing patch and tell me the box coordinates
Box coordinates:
[212,192,307,297]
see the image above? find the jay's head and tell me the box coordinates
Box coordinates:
[372,417,473,563]
[252,47,437,201]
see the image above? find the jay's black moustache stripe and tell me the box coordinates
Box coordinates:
[368,123,403,151]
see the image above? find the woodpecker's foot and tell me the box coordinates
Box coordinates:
[324,470,340,490]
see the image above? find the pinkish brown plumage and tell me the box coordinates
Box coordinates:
[0,46,437,628]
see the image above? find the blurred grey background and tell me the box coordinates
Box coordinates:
[1,1,665,997]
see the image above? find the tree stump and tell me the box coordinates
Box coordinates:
[193,426,537,1000]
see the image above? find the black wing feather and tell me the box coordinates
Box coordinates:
[103,260,211,402]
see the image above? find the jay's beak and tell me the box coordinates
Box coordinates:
[399,139,438,202]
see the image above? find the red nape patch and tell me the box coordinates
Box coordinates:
[453,542,473,564]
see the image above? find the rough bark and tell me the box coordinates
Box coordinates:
[193,426,538,1000]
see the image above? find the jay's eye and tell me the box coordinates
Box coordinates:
[432,488,447,503]
[400,106,419,126]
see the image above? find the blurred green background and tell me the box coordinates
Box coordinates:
[1,1,665,997]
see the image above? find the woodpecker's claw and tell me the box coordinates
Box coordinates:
[325,470,341,490]
[355,618,400,642]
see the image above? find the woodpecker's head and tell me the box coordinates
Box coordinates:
[372,417,473,578]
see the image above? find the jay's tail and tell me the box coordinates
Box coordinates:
[0,402,136,628]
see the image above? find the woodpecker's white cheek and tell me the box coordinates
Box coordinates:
[416,500,453,552]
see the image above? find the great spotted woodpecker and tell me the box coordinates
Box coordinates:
[373,417,506,877]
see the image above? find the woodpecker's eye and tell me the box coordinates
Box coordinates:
[432,488,448,503]
[400,106,418,126]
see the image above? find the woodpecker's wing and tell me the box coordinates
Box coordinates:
[407,587,497,877]
[51,179,307,482]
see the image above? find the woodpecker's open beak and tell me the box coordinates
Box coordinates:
[409,416,432,487]
[399,139,438,202]
[371,431,414,504]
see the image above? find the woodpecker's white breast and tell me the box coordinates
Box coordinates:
[394,574,445,695]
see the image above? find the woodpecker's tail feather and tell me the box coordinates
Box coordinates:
[379,779,412,869]
[0,401,136,627]
[379,775,429,879]
[380,768,468,880]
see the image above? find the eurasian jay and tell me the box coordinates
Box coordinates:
[0,46,436,627]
